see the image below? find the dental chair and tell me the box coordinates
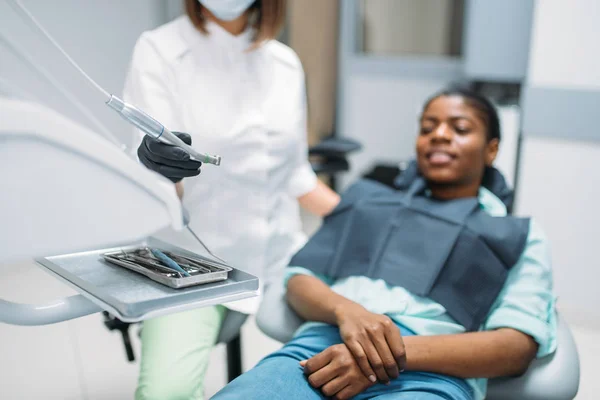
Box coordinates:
[255,160,580,400]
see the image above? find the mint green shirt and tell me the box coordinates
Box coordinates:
[284,187,557,400]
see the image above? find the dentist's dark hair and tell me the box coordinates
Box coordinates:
[422,88,501,142]
[185,0,286,47]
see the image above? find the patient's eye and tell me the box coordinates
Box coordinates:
[420,126,433,134]
[420,119,436,134]
[453,119,472,134]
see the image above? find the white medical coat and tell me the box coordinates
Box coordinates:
[123,16,317,314]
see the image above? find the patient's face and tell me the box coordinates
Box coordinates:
[416,95,495,188]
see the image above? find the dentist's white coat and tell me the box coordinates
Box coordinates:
[124,16,316,314]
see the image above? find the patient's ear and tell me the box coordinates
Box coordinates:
[485,138,499,166]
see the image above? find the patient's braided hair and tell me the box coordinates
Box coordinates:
[423,88,501,143]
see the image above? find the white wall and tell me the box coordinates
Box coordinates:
[340,74,459,186]
[516,138,600,323]
[337,1,463,188]
[516,0,600,324]
[362,0,455,56]
[527,0,600,90]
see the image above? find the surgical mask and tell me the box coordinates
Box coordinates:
[198,0,256,22]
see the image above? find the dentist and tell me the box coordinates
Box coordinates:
[124,1,340,399]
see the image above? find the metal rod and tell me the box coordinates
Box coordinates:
[186,225,229,265]
[0,294,101,326]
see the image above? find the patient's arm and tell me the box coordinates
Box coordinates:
[301,330,537,399]
[286,274,354,325]
[288,275,538,380]
[302,327,537,385]
[403,328,538,379]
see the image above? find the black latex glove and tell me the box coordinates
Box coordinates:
[137,132,202,183]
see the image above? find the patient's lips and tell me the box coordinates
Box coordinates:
[428,151,454,165]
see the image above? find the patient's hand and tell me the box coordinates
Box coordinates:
[334,303,406,384]
[301,344,373,400]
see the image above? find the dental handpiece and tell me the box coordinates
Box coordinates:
[106,96,221,166]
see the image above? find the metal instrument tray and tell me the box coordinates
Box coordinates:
[102,247,233,289]
[35,237,258,322]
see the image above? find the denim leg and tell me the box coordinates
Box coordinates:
[356,371,473,400]
[211,325,341,400]
[368,391,457,400]
[211,323,473,400]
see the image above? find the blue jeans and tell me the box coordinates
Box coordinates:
[212,324,473,400]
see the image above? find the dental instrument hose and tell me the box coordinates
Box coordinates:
[8,0,221,166]
[0,35,123,148]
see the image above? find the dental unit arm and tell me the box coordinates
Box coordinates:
[0,1,256,328]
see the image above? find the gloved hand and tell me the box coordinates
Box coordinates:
[137,132,202,183]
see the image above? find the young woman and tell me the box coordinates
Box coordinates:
[124,1,340,399]
[211,89,557,400]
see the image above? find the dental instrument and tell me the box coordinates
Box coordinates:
[185,225,229,266]
[150,249,191,277]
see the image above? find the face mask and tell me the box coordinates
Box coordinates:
[198,0,256,22]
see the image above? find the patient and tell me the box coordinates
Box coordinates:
[212,89,556,400]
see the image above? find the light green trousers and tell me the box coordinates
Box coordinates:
[135,305,227,400]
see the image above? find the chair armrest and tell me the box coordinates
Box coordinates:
[309,137,362,158]
[309,137,362,176]
[487,314,580,400]
[256,276,304,343]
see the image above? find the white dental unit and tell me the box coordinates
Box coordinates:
[0,0,258,327]
[0,97,258,326]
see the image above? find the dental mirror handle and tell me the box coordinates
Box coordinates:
[106,95,221,166]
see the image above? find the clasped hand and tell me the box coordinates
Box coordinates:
[302,304,406,398]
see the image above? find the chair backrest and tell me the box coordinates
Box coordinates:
[493,105,521,190]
